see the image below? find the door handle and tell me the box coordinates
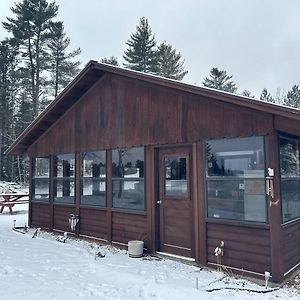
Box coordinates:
[157,200,162,205]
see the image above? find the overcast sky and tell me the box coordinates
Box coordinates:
[0,0,299,98]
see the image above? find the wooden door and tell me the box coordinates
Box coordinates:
[158,147,193,257]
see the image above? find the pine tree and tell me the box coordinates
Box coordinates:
[203,67,237,93]
[260,88,275,103]
[101,56,119,66]
[242,90,254,98]
[284,85,300,108]
[0,39,19,181]
[156,42,188,80]
[123,17,158,73]
[3,0,58,117]
[47,21,81,99]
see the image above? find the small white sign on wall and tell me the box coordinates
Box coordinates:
[268,168,274,177]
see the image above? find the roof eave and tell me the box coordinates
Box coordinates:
[6,60,101,156]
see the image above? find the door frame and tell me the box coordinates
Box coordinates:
[155,145,195,258]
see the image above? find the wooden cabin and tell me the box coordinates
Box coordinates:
[7,61,300,282]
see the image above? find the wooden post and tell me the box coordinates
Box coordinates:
[266,132,284,282]
[75,152,81,237]
[196,141,207,265]
[28,157,33,227]
[146,145,155,253]
[49,155,54,230]
[106,150,112,243]
[191,143,199,260]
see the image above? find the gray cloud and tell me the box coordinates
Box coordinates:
[1,0,299,98]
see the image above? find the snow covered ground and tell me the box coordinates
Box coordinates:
[0,182,300,299]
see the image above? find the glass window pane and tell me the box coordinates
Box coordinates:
[81,178,106,207]
[282,180,300,223]
[280,136,300,224]
[111,147,145,211]
[32,157,50,202]
[280,137,300,177]
[32,178,49,202]
[112,147,144,179]
[112,180,145,211]
[165,156,188,197]
[54,178,75,204]
[55,154,75,178]
[34,158,49,177]
[54,154,75,204]
[81,151,106,207]
[206,137,265,178]
[207,180,267,223]
[82,151,106,178]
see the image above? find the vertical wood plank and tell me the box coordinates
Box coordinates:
[49,155,54,230]
[146,145,155,253]
[75,152,81,237]
[106,150,112,243]
[28,157,33,227]
[266,131,284,282]
[197,141,207,265]
[191,143,198,260]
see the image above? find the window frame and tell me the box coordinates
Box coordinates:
[163,154,190,199]
[205,136,268,224]
[111,147,146,212]
[80,150,107,208]
[279,134,300,224]
[53,153,75,204]
[32,157,50,203]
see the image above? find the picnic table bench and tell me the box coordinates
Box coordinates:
[0,193,29,215]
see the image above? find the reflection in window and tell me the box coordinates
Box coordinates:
[280,137,300,178]
[54,154,75,204]
[165,156,188,197]
[207,137,265,178]
[207,180,266,222]
[206,136,267,223]
[32,157,50,202]
[280,136,300,223]
[112,147,145,211]
[81,151,106,207]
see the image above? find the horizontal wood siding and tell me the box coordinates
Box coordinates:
[31,202,51,228]
[282,222,300,274]
[53,205,76,232]
[27,74,273,157]
[79,207,107,240]
[112,211,147,247]
[207,223,271,274]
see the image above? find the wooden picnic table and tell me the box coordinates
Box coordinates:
[0,193,29,215]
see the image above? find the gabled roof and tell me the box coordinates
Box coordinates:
[7,60,300,155]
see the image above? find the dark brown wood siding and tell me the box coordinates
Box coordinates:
[111,211,147,246]
[79,207,107,240]
[275,116,300,136]
[282,221,300,275]
[207,222,271,274]
[31,202,51,228]
[26,74,273,157]
[53,205,76,232]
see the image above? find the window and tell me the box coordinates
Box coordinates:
[81,151,106,207]
[32,157,50,202]
[112,147,145,211]
[53,154,75,204]
[206,136,267,223]
[280,136,300,223]
[164,156,188,197]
